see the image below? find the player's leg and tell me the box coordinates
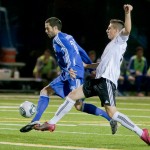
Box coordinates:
[31,85,54,122]
[20,85,54,132]
[20,76,64,133]
[106,106,150,145]
[75,99,117,134]
[34,79,117,134]
[32,76,71,122]
[92,78,118,134]
[48,85,84,124]
[75,100,111,121]
[34,85,85,131]
[74,99,117,134]
[100,79,150,145]
[71,78,111,121]
[100,79,143,136]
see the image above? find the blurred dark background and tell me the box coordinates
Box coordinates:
[0,0,150,77]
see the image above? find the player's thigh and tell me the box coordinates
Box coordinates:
[49,76,70,98]
[68,85,85,100]
[82,79,98,98]
[68,78,84,90]
[94,78,116,107]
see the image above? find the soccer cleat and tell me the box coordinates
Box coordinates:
[20,121,40,133]
[110,119,118,135]
[141,129,150,145]
[33,122,56,132]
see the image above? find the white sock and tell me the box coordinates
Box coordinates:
[112,111,143,137]
[48,97,75,124]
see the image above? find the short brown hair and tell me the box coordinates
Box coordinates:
[110,19,124,31]
[45,17,62,30]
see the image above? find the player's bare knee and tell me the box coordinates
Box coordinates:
[40,87,47,95]
[74,100,83,111]
[105,105,117,118]
[40,86,53,96]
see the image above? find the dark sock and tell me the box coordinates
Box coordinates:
[32,95,49,122]
[82,103,111,121]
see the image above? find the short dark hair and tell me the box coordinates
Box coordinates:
[110,19,124,30]
[45,17,62,30]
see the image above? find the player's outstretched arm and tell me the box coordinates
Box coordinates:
[122,4,133,35]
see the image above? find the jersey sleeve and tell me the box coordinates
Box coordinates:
[115,29,129,44]
[75,42,94,73]
[56,33,78,71]
[75,42,92,64]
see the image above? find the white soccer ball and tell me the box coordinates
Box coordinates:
[19,101,36,118]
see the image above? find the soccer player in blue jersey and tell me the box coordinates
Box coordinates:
[20,17,117,134]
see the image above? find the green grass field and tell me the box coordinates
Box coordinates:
[0,94,150,150]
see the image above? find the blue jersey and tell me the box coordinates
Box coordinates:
[53,32,92,80]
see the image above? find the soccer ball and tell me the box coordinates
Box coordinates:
[19,101,36,118]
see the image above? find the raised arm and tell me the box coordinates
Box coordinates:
[122,4,133,35]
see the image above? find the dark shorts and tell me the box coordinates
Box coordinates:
[83,78,116,107]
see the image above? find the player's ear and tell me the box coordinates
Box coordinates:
[53,26,58,30]
[115,28,120,34]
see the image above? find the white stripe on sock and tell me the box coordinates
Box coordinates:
[48,97,75,124]
[112,111,143,136]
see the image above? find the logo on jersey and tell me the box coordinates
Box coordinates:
[105,100,109,104]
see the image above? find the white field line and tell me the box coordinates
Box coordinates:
[0,141,119,150]
[0,109,150,119]
[0,95,60,100]
[117,102,150,106]
[1,100,150,106]
[0,94,150,100]
[0,108,150,119]
[0,122,150,129]
[0,123,77,127]
[0,107,150,115]
[0,126,135,137]
[1,102,150,106]
[0,105,150,112]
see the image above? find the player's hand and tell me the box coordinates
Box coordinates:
[124,4,133,14]
[91,70,96,78]
[83,62,88,68]
[69,68,77,79]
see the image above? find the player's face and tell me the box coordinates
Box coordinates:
[106,23,118,40]
[45,23,55,38]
